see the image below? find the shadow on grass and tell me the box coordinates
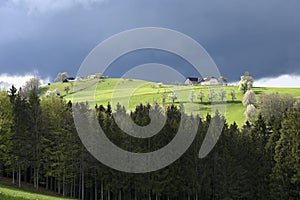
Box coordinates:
[39,87,49,95]
[64,80,99,97]
[254,90,263,95]
[189,100,242,105]
[165,100,242,105]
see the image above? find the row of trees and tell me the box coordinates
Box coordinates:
[239,71,257,123]
[194,88,236,103]
[164,88,236,105]
[163,71,251,105]
[241,78,297,124]
[0,85,299,199]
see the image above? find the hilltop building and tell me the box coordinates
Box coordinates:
[184,76,225,86]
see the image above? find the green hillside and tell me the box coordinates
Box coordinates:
[41,78,300,127]
[0,185,72,200]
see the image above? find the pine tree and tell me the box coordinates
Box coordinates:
[250,113,271,199]
[0,91,13,173]
[270,109,300,199]
[9,90,31,187]
[27,90,43,190]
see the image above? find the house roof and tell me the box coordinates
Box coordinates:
[186,77,199,82]
[203,76,217,81]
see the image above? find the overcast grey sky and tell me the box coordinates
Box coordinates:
[0,0,300,83]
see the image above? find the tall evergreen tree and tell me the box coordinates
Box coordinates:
[271,109,300,199]
[0,91,13,175]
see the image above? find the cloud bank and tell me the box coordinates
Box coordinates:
[6,0,105,14]
[254,74,300,88]
[1,73,299,91]
[0,73,50,90]
[0,0,300,81]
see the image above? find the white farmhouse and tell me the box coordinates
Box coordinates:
[184,76,223,86]
[200,77,221,86]
[184,77,201,85]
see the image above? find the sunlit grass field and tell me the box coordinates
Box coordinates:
[0,185,72,200]
[41,78,300,127]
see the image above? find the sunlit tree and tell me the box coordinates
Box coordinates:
[189,90,196,102]
[198,90,205,103]
[169,92,178,103]
[229,89,236,101]
[55,72,68,82]
[243,90,256,106]
[239,71,253,94]
[21,78,41,99]
[244,104,256,122]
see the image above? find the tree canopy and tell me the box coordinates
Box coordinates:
[0,86,299,200]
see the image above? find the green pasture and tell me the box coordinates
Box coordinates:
[0,185,72,200]
[41,78,300,127]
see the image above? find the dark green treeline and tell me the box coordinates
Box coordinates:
[0,87,299,200]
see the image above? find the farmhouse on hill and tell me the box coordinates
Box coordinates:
[200,77,221,85]
[63,77,75,83]
[184,76,224,86]
[184,77,201,85]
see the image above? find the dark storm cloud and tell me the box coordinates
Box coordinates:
[0,0,299,81]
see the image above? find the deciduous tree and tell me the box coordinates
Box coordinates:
[189,90,196,102]
[219,88,226,102]
[197,90,205,103]
[260,93,295,122]
[21,78,41,99]
[244,104,256,123]
[229,89,236,102]
[243,90,256,106]
[169,92,178,103]
[239,71,253,94]
[55,72,68,82]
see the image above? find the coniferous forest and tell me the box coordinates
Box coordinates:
[0,86,299,200]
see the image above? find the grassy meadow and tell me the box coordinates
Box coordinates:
[41,78,300,127]
[0,185,72,200]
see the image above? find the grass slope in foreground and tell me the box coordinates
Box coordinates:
[42,78,300,126]
[0,184,72,200]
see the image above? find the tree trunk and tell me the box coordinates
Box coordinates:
[79,173,81,200]
[36,168,39,191]
[63,172,66,197]
[90,186,93,200]
[51,176,53,191]
[101,180,104,200]
[70,178,73,198]
[12,169,15,185]
[95,177,97,200]
[73,175,76,198]
[30,167,33,185]
[58,180,61,194]
[24,167,28,184]
[46,176,49,190]
[54,178,57,193]
[107,190,110,200]
[81,166,84,200]
[18,165,21,188]
[33,167,36,189]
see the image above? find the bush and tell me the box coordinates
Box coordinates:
[259,93,295,121]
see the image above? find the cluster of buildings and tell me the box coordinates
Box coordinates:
[62,74,108,83]
[57,73,225,86]
[184,76,226,86]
